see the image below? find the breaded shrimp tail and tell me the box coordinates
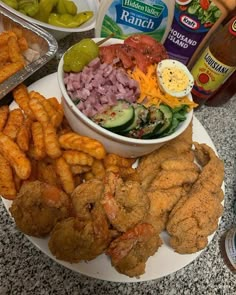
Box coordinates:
[166,143,224,254]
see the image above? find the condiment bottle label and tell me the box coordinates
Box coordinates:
[191,47,236,100]
[225,228,236,269]
[100,0,169,41]
[164,0,222,65]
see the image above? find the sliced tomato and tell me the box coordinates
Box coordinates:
[99,44,118,64]
[124,34,168,64]
[99,34,167,73]
[121,44,149,73]
[124,34,158,48]
[116,45,134,69]
[99,44,134,69]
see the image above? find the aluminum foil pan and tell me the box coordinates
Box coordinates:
[0,5,58,101]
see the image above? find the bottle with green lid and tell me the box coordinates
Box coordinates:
[95,0,175,43]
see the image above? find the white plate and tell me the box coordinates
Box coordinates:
[0,0,99,40]
[2,73,222,283]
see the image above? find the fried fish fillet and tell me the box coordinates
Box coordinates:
[166,143,224,254]
[137,123,194,190]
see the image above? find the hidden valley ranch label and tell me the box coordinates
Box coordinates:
[101,0,168,42]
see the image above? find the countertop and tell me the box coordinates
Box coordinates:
[0,30,236,295]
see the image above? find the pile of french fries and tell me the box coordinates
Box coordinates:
[0,84,136,200]
[0,28,29,84]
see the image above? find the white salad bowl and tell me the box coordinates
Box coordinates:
[57,38,193,158]
[0,0,99,40]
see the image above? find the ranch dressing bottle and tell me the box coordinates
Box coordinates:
[164,0,236,66]
[95,0,175,43]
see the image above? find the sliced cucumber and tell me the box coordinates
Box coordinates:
[92,100,134,132]
[161,107,188,137]
[150,104,173,138]
[126,106,164,139]
[121,104,149,134]
[141,107,164,139]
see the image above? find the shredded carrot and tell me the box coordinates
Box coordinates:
[128,64,198,109]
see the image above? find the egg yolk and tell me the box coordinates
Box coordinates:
[161,67,189,92]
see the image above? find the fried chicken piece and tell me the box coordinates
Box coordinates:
[106,223,162,277]
[166,143,224,254]
[9,181,72,237]
[48,204,111,263]
[137,123,194,190]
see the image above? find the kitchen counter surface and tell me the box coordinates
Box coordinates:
[0,31,236,295]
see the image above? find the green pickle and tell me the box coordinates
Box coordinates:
[18,0,39,17]
[34,0,58,22]
[63,39,99,72]
[48,11,93,28]
[3,0,93,29]
[56,0,77,15]
[2,0,18,9]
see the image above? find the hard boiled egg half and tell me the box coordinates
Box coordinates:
[156,59,194,98]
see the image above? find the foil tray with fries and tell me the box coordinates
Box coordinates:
[0,5,58,101]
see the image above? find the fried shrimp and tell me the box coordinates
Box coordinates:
[71,179,104,220]
[101,172,149,232]
[9,181,72,237]
[106,223,162,277]
[48,205,111,263]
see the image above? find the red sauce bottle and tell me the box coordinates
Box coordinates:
[220,228,236,273]
[205,71,236,106]
[190,16,236,107]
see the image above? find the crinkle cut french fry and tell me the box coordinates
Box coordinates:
[103,153,136,168]
[0,105,9,131]
[3,108,24,140]
[55,157,75,194]
[59,132,106,160]
[0,152,17,199]
[17,36,28,51]
[11,27,23,38]
[70,164,91,175]
[0,31,16,46]
[0,132,31,180]
[37,160,58,187]
[43,123,62,159]
[29,91,60,127]
[16,117,32,152]
[13,84,35,120]
[63,150,94,166]
[48,97,64,127]
[0,45,9,64]
[0,61,24,83]
[31,122,46,160]
[91,159,106,180]
[8,36,25,64]
[29,97,50,125]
